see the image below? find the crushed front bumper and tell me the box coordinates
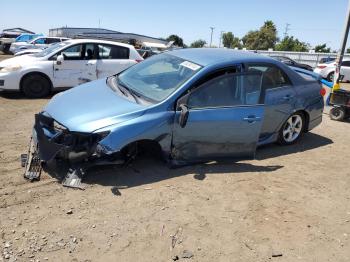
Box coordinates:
[33,113,67,161]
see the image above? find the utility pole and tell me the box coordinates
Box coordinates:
[333,0,350,90]
[283,23,290,38]
[209,27,215,47]
[98,19,101,28]
[219,31,225,48]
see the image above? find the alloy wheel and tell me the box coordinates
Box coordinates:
[282,114,303,143]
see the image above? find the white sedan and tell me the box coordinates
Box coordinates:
[9,36,69,54]
[314,59,350,82]
[0,39,143,98]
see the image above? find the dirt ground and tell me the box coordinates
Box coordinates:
[0,55,350,262]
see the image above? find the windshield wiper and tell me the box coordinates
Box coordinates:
[117,77,141,104]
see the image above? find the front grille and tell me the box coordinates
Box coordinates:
[0,80,4,86]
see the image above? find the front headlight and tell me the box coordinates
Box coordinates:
[0,65,22,73]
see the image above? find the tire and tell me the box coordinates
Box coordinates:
[327,72,334,82]
[22,74,51,98]
[278,112,305,145]
[330,107,345,121]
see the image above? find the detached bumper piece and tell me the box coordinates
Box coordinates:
[62,167,85,190]
[23,137,42,181]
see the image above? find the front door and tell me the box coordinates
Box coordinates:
[245,64,297,141]
[172,72,264,161]
[53,43,97,87]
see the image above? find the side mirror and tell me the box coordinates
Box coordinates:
[56,54,64,65]
[178,104,189,128]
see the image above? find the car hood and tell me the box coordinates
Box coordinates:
[44,79,148,133]
[0,55,40,67]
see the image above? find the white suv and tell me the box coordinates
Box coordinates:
[10,37,69,54]
[314,59,350,82]
[0,39,143,97]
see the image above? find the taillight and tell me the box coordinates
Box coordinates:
[320,87,326,96]
[317,65,327,69]
[135,59,143,63]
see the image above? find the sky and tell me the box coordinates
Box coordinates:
[1,0,349,50]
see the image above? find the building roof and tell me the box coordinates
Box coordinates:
[2,28,35,35]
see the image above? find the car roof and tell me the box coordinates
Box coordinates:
[64,38,134,49]
[168,48,277,66]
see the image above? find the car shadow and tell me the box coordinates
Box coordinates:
[256,132,333,160]
[0,90,62,100]
[43,132,332,194]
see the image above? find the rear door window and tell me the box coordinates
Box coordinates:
[47,38,61,44]
[98,44,129,59]
[342,61,350,67]
[246,64,291,90]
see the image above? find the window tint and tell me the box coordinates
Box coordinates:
[47,38,61,44]
[188,73,262,108]
[98,44,129,59]
[342,61,350,67]
[34,38,45,44]
[60,44,83,60]
[84,43,95,60]
[247,64,291,90]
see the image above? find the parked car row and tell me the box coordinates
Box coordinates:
[10,36,69,54]
[0,39,143,97]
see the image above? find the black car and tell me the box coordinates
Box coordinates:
[270,55,313,71]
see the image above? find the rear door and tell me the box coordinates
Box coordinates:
[52,43,97,87]
[246,63,296,141]
[172,72,264,161]
[96,44,136,78]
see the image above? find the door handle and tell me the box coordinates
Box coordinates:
[243,116,261,123]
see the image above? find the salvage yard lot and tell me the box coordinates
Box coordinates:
[0,54,350,262]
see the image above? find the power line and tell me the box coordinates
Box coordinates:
[209,27,215,47]
[283,23,290,38]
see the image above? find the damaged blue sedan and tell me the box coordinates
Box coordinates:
[24,49,325,187]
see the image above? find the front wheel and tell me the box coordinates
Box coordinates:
[327,72,334,82]
[330,107,345,121]
[278,113,305,145]
[22,74,51,98]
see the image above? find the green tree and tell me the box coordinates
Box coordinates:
[241,20,278,50]
[315,43,331,53]
[166,35,184,47]
[275,36,310,52]
[222,32,242,48]
[190,39,207,48]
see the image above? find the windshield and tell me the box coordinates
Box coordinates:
[117,53,202,102]
[33,42,70,57]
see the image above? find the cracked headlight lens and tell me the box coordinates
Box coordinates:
[53,121,67,132]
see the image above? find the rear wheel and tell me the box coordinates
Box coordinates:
[278,113,305,145]
[22,74,51,98]
[327,72,334,82]
[330,107,345,121]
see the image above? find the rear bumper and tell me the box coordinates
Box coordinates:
[306,97,324,131]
